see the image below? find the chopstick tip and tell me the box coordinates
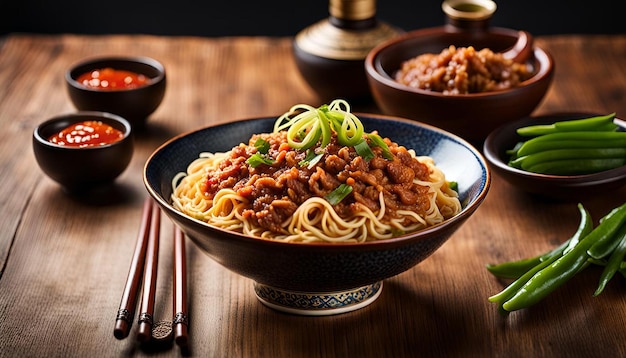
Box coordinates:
[137,322,153,343]
[113,321,129,340]
[175,334,188,348]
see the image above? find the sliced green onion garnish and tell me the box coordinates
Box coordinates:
[274,103,317,132]
[325,184,353,205]
[274,99,365,151]
[367,133,394,160]
[355,139,375,161]
[391,228,406,237]
[247,153,274,168]
[254,138,270,154]
[299,149,324,169]
[316,109,333,148]
[336,111,364,147]
[449,181,458,192]
[286,114,321,150]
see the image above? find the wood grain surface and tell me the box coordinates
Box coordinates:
[0,33,625,357]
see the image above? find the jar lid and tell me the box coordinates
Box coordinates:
[442,0,497,21]
[329,0,376,21]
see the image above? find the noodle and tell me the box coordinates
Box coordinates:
[172,146,461,243]
[171,100,462,243]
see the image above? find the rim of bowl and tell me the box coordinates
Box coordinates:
[483,113,626,184]
[144,113,492,249]
[364,31,554,98]
[34,111,132,150]
[65,55,166,93]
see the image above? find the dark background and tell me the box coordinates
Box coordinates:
[0,0,622,37]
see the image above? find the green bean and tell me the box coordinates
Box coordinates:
[515,131,626,155]
[509,148,626,171]
[489,251,563,309]
[553,113,616,131]
[516,113,616,137]
[591,122,620,131]
[515,139,626,157]
[486,204,589,279]
[501,204,624,311]
[564,204,594,254]
[587,202,626,259]
[518,130,626,145]
[614,260,626,278]
[500,246,586,311]
[526,158,626,175]
[594,223,626,296]
[600,206,621,224]
[486,256,543,279]
[506,142,524,160]
[488,203,592,305]
[487,224,585,280]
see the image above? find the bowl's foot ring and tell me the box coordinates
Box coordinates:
[253,281,383,316]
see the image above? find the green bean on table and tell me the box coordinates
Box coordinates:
[487,202,626,312]
[487,203,592,309]
[594,224,626,296]
[587,202,626,259]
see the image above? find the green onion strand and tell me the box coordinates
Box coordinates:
[325,183,353,205]
[368,133,394,160]
[247,153,274,168]
[355,139,375,161]
[254,138,270,154]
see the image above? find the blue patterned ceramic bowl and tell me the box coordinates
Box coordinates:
[144,113,490,315]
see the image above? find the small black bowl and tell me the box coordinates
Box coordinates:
[33,111,133,192]
[483,112,626,200]
[65,56,166,128]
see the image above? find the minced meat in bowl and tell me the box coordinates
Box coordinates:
[394,45,533,95]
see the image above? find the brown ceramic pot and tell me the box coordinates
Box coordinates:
[364,0,553,143]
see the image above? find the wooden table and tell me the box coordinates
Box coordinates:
[0,33,625,357]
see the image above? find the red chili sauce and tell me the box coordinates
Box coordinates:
[76,68,150,90]
[48,120,124,147]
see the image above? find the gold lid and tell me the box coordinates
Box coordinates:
[442,0,497,21]
[329,0,376,21]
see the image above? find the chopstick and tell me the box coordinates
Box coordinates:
[114,197,190,347]
[114,197,153,340]
[173,226,189,347]
[137,200,161,343]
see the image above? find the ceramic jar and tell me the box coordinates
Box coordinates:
[293,0,401,103]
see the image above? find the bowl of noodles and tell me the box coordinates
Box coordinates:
[144,100,490,315]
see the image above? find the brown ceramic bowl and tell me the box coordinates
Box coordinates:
[483,112,626,200]
[65,56,166,129]
[33,111,133,193]
[364,27,554,143]
[144,113,490,315]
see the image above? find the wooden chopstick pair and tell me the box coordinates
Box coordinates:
[114,196,189,348]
